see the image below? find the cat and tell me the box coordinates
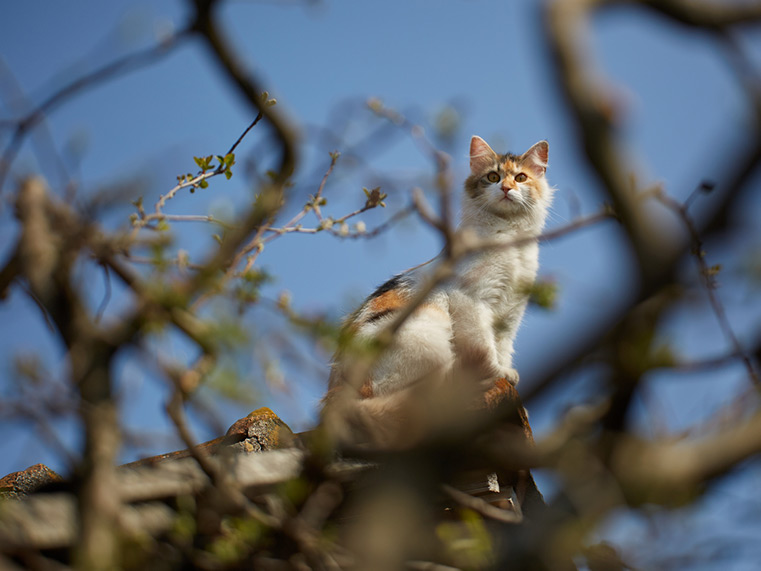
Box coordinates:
[322,135,554,448]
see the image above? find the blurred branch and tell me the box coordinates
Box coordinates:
[635,0,761,28]
[13,178,125,569]
[545,0,671,285]
[655,187,760,386]
[612,405,761,503]
[0,28,190,193]
[0,59,74,195]
[188,0,298,297]
[653,349,749,373]
[369,99,456,245]
[441,483,523,524]
[130,113,263,236]
[232,151,341,280]
[322,203,615,449]
[528,0,761,404]
[0,448,311,550]
[4,0,761,567]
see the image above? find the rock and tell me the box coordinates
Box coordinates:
[122,407,297,469]
[0,464,62,499]
[225,407,298,452]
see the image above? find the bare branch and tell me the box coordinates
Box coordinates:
[0,29,190,193]
[655,187,760,386]
[441,484,523,524]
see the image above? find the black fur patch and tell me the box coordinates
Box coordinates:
[365,307,397,324]
[361,273,411,323]
[368,273,407,299]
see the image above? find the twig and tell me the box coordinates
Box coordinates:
[152,171,221,214]
[143,113,265,225]
[544,0,673,283]
[0,28,189,193]
[188,0,298,301]
[656,188,760,386]
[0,59,74,195]
[524,0,761,407]
[164,378,280,530]
[263,151,340,236]
[94,262,112,323]
[369,100,455,242]
[440,484,522,524]
[652,349,747,374]
[124,253,206,271]
[226,111,264,156]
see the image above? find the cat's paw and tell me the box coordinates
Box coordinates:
[500,367,520,386]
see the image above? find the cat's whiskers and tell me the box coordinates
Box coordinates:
[545,208,569,226]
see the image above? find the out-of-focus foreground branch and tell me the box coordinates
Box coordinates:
[1,0,761,569]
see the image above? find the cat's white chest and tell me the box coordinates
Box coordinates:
[457,242,538,310]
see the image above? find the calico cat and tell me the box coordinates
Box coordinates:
[323,136,553,447]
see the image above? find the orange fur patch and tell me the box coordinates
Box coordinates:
[500,157,545,201]
[359,379,374,399]
[369,289,408,315]
[324,378,374,401]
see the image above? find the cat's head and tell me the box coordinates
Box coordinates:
[464,136,553,230]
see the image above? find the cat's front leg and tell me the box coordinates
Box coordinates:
[495,335,520,385]
[448,292,503,381]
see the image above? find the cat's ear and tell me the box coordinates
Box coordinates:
[470,136,497,173]
[521,140,549,178]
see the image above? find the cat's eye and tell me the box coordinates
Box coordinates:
[515,173,528,183]
[486,172,500,183]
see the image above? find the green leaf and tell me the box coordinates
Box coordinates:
[199,179,209,189]
[225,169,233,180]
[650,343,678,369]
[363,186,388,209]
[527,279,558,310]
[194,155,214,171]
[242,268,272,286]
[704,264,721,277]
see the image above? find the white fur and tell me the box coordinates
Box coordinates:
[324,138,554,451]
[336,138,553,398]
[366,293,455,396]
[323,138,553,446]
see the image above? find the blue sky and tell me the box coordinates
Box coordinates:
[2,1,761,566]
